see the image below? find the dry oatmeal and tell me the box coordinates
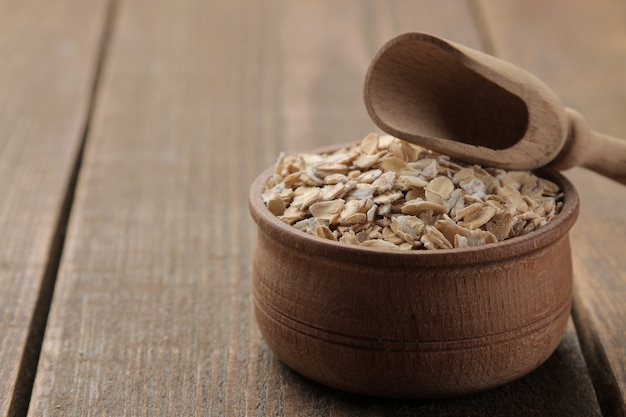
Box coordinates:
[262,133,563,250]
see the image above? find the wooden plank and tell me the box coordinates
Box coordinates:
[27,0,601,415]
[0,1,109,415]
[480,1,626,415]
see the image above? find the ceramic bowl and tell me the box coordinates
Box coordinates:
[248,150,579,398]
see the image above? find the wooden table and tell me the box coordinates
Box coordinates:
[1,1,624,416]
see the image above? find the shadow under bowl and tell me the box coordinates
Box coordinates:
[248,153,579,399]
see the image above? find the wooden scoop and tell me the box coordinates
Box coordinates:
[364,32,626,185]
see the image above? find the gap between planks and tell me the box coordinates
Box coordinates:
[468,0,497,56]
[572,292,626,417]
[6,1,120,416]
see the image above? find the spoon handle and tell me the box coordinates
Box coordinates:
[551,108,626,185]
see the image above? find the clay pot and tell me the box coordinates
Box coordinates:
[248,153,579,398]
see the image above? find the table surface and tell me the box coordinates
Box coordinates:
[1,1,625,416]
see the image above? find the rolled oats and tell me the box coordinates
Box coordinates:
[263,133,563,250]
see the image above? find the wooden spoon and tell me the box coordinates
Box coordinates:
[364,32,626,185]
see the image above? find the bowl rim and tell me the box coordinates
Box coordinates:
[249,146,579,267]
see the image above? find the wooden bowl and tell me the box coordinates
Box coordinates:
[248,151,579,399]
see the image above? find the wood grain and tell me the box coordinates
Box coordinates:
[28,1,289,414]
[24,0,605,415]
[480,1,626,415]
[0,1,109,415]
